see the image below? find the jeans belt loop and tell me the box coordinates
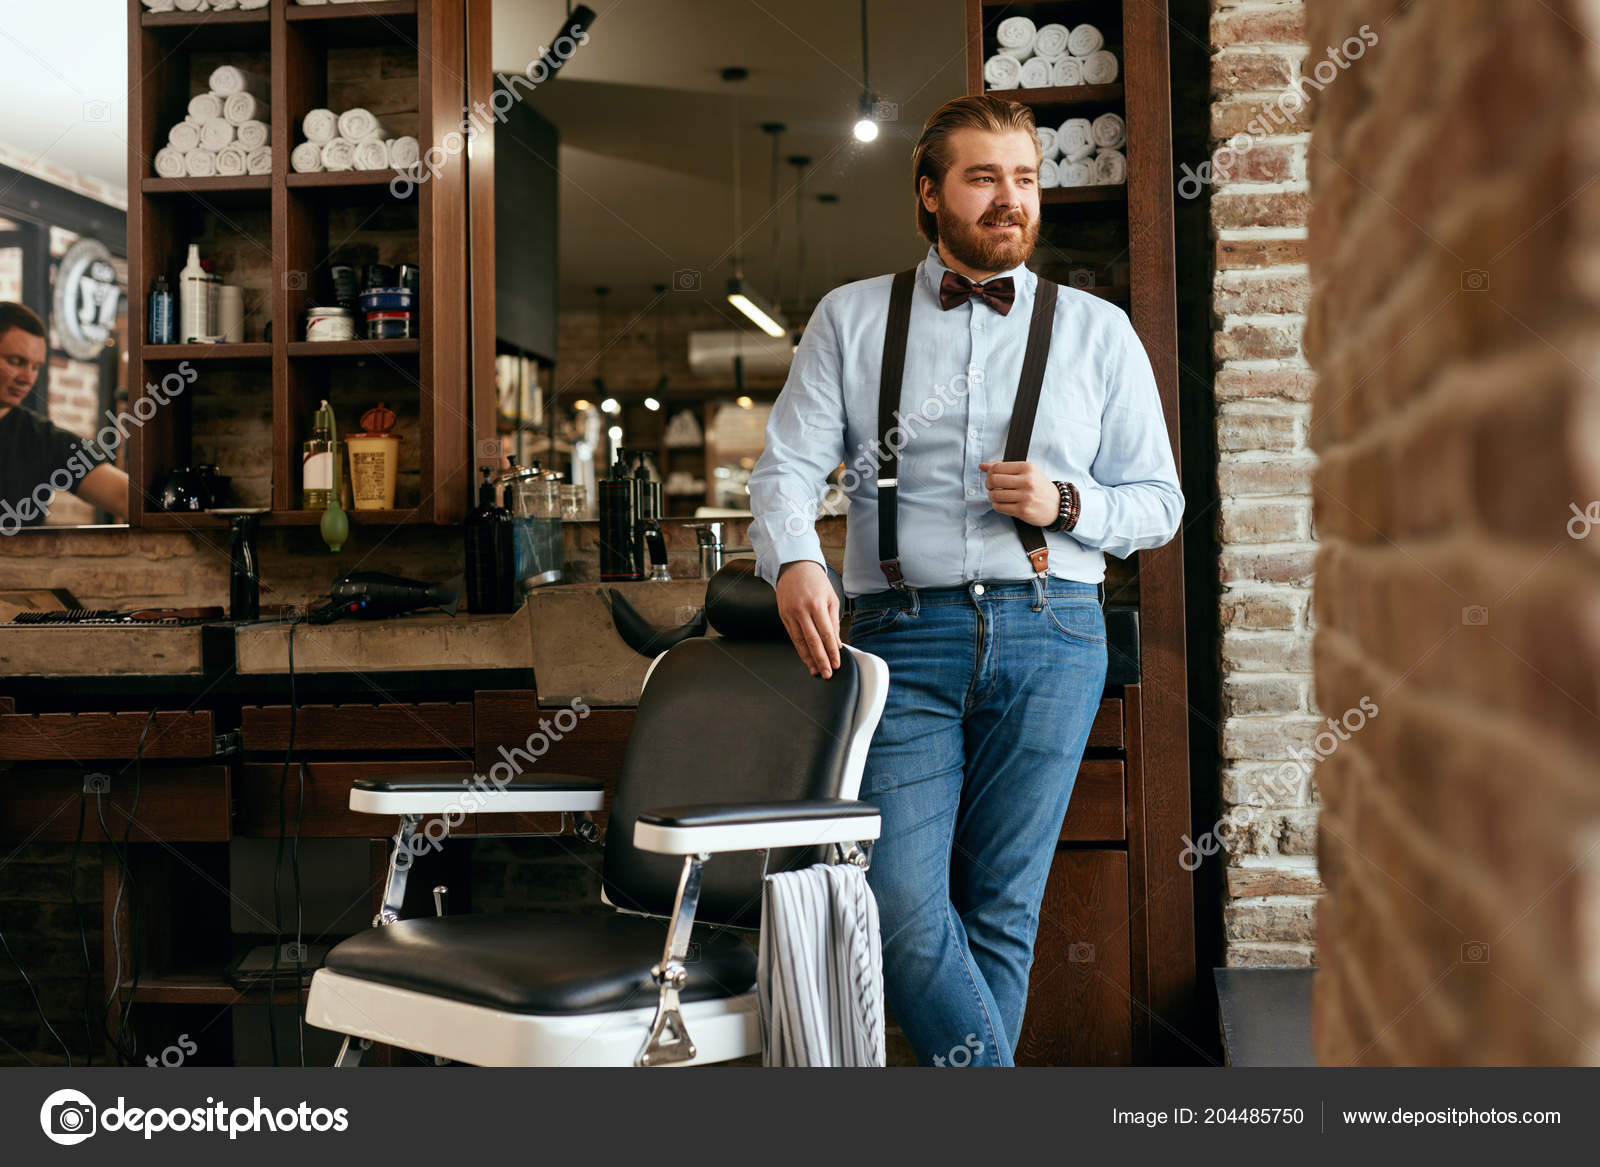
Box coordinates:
[1030,574,1046,611]
[905,585,921,618]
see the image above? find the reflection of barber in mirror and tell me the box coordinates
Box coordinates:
[0,302,129,526]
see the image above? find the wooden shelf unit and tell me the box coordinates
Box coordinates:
[965,0,1193,1067]
[125,0,478,527]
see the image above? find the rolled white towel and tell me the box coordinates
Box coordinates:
[216,145,248,175]
[141,0,177,10]
[337,108,386,142]
[1066,142,1096,163]
[236,119,270,150]
[1060,159,1093,187]
[173,0,203,10]
[246,146,272,175]
[1035,126,1058,161]
[1093,149,1127,185]
[996,16,1036,57]
[211,0,238,8]
[1067,24,1104,57]
[387,136,420,168]
[1092,111,1126,149]
[320,137,355,171]
[1018,57,1051,88]
[290,141,324,172]
[209,66,268,99]
[1033,23,1070,60]
[983,54,1021,90]
[239,0,269,8]
[353,138,388,170]
[185,148,217,178]
[168,120,201,152]
[1050,56,1083,87]
[1038,158,1059,189]
[153,147,186,178]
[199,117,235,152]
[224,91,267,125]
[188,92,223,122]
[1057,117,1093,156]
[301,107,338,143]
[1081,50,1119,85]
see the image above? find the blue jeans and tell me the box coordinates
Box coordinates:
[846,577,1108,1066]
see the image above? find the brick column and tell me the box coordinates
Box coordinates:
[1209,0,1323,965]
[1307,0,1600,1063]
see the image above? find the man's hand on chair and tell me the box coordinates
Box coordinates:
[776,560,841,679]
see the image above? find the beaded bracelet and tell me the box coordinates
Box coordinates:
[1047,480,1080,533]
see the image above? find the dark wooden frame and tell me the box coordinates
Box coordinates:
[964,0,1194,1064]
[124,0,485,529]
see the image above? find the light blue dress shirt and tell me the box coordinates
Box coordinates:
[749,243,1184,598]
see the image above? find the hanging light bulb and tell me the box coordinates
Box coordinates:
[644,396,661,411]
[854,95,879,143]
[736,395,754,409]
[607,425,623,441]
[573,399,592,412]
[600,397,620,414]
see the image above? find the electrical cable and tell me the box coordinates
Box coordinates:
[268,615,300,1066]
[68,789,99,1065]
[0,925,71,1065]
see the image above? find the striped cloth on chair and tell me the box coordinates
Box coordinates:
[756,861,885,1067]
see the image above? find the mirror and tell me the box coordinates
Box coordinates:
[0,10,130,530]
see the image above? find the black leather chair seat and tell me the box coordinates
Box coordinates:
[324,912,756,1015]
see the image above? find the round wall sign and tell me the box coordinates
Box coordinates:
[53,237,123,361]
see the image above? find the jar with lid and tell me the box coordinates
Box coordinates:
[496,458,563,589]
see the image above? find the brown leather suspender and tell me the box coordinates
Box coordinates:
[877,267,1059,586]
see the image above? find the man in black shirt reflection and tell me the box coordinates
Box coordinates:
[0,301,128,529]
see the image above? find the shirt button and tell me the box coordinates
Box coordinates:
[973,583,986,595]
[967,487,976,496]
[974,321,985,331]
[968,428,978,439]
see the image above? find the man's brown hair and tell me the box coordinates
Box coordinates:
[0,301,45,342]
[911,95,1039,244]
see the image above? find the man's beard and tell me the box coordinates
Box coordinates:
[936,203,1038,273]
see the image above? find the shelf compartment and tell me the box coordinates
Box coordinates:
[1007,83,1124,106]
[265,508,425,526]
[1042,185,1127,205]
[286,340,420,358]
[143,343,272,362]
[286,170,411,191]
[123,970,309,1007]
[283,0,420,47]
[143,175,272,198]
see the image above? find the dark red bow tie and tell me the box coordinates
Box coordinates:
[939,269,1015,315]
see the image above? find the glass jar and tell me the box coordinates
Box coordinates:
[497,461,563,589]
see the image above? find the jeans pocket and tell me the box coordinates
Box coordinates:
[847,605,903,643]
[1042,595,1106,645]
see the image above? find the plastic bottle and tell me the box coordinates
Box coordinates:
[148,275,174,344]
[179,244,208,343]
[464,467,517,613]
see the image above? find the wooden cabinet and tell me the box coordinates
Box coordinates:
[966,0,1195,1064]
[125,0,486,529]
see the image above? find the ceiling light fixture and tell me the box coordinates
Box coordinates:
[852,0,879,143]
[723,68,789,337]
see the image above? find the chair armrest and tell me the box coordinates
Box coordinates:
[632,798,881,855]
[348,774,604,816]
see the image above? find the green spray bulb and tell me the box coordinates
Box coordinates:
[318,400,348,552]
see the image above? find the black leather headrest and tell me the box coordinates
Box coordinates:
[705,558,845,641]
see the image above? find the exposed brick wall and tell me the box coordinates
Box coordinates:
[1209,0,1324,967]
[1306,0,1600,1063]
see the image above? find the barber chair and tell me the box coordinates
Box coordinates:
[305,561,889,1067]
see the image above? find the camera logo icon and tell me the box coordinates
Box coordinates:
[1068,942,1096,963]
[1461,604,1489,626]
[83,100,112,124]
[283,270,308,291]
[40,1088,97,1145]
[1460,269,1490,292]
[671,268,701,292]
